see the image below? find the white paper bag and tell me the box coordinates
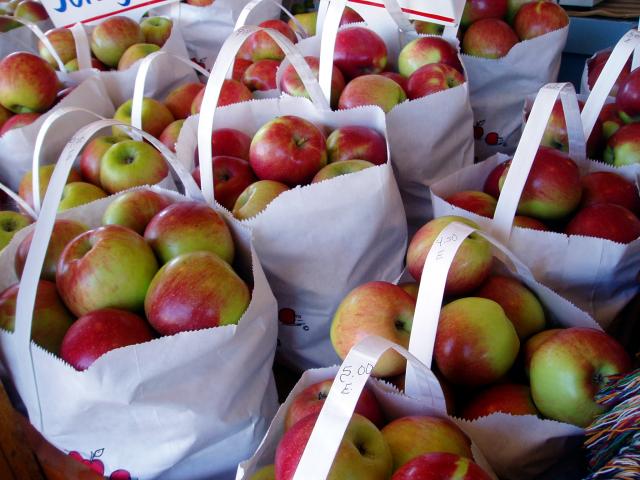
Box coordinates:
[0,119,279,480]
[431,83,640,326]
[0,16,53,58]
[175,26,407,370]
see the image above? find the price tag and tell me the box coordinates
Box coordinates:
[347,0,464,25]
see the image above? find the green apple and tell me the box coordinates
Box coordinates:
[232,180,289,220]
[90,16,145,67]
[117,43,160,70]
[523,328,561,377]
[311,159,374,183]
[79,135,126,186]
[140,16,173,47]
[58,182,107,211]
[100,140,169,194]
[250,465,275,480]
[102,189,171,234]
[113,97,175,138]
[0,211,31,250]
[289,12,317,36]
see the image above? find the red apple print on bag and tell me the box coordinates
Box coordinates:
[485,132,503,146]
[474,120,484,140]
[68,449,105,475]
[110,469,132,479]
[278,308,309,330]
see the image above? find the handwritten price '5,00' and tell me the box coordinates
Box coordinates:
[54,0,132,13]
[338,363,374,395]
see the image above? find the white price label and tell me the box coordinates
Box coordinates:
[40,0,174,28]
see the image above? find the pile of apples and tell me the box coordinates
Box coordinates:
[249,377,493,479]
[446,145,640,243]
[0,189,251,370]
[329,216,632,428]
[0,0,49,32]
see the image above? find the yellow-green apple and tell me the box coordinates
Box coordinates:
[326,125,387,165]
[58,182,107,211]
[250,465,275,480]
[13,0,48,22]
[333,27,388,79]
[19,164,82,210]
[330,281,415,377]
[446,190,497,218]
[38,27,76,69]
[0,280,73,355]
[462,19,518,58]
[113,97,175,138]
[406,216,493,295]
[604,123,640,166]
[211,128,252,160]
[63,57,106,72]
[338,74,407,113]
[243,59,279,91]
[79,135,124,186]
[15,219,87,280]
[564,203,640,243]
[523,328,561,376]
[382,416,473,470]
[0,112,39,136]
[581,171,640,215]
[100,139,169,194]
[340,6,364,26]
[190,79,252,113]
[476,275,545,339]
[483,161,509,198]
[529,327,632,427]
[380,72,408,93]
[60,308,154,371]
[232,180,289,220]
[311,159,374,183]
[117,43,160,70]
[56,225,159,317]
[507,0,538,24]
[249,115,327,185]
[398,281,419,300]
[435,297,520,386]
[90,16,145,68]
[391,453,493,480]
[140,16,172,47]
[414,20,444,35]
[514,1,569,40]
[407,63,465,100]
[513,215,547,230]
[0,104,12,131]
[460,383,539,420]
[144,201,234,264]
[280,56,346,108]
[159,119,184,153]
[498,147,582,220]
[163,82,204,120]
[285,379,384,430]
[274,412,392,480]
[232,58,253,82]
[462,0,508,28]
[145,251,250,334]
[192,155,257,211]
[588,50,630,98]
[599,103,624,141]
[236,19,298,62]
[102,189,171,234]
[290,12,317,36]
[0,211,31,250]
[0,52,58,113]
[398,36,463,77]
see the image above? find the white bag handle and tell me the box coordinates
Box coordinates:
[130,50,210,140]
[292,335,446,480]
[491,83,585,243]
[581,29,640,141]
[235,0,308,40]
[197,25,328,205]
[0,180,36,219]
[68,22,93,71]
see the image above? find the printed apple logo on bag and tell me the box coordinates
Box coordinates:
[278,308,309,331]
[68,449,132,479]
[473,120,505,147]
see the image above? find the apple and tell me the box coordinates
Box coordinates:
[250,465,275,480]
[398,282,419,300]
[380,72,408,93]
[285,379,384,430]
[90,16,145,68]
[330,281,415,377]
[0,112,39,136]
[414,21,445,35]
[242,59,279,91]
[163,82,204,120]
[507,0,537,24]
[210,128,252,161]
[79,135,124,186]
[140,16,172,47]
[0,52,58,113]
[60,308,154,371]
[462,0,508,28]
[513,215,548,231]
[100,139,169,194]
[446,190,497,218]
[406,216,493,296]
[0,104,12,131]
[113,97,175,139]
[398,36,463,77]
[392,453,493,480]
[0,16,20,33]
[19,164,82,210]
[0,211,31,250]
[587,50,631,97]
[523,328,561,376]
[435,297,520,386]
[498,147,582,220]
[565,203,640,243]
[407,63,465,100]
[275,413,392,480]
[117,43,160,71]
[0,280,74,355]
[581,172,640,216]
[38,27,76,69]
[102,189,171,235]
[333,27,388,79]
[460,384,539,420]
[513,1,569,41]
[280,56,346,109]
[476,275,545,339]
[326,126,387,165]
[56,225,159,317]
[232,58,253,82]
[382,416,473,470]
[232,180,289,220]
[190,79,253,113]
[145,251,250,335]
[63,57,106,72]
[338,74,407,113]
[249,115,327,185]
[13,0,48,22]
[186,0,213,5]
[236,19,298,62]
[58,182,107,211]
[290,12,317,37]
[159,119,184,153]
[599,103,625,141]
[144,201,234,264]
[530,327,632,427]
[462,19,518,59]
[340,6,365,26]
[604,123,640,166]
[311,159,374,183]
[192,155,257,211]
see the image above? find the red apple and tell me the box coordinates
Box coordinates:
[13,0,48,22]
[211,128,252,161]
[163,82,204,120]
[0,112,40,136]
[398,282,419,300]
[19,164,82,210]
[340,6,364,26]
[79,135,124,186]
[333,27,388,79]
[445,190,497,218]
[64,57,107,72]
[159,119,184,153]
[461,384,539,420]
[326,125,387,165]
[564,203,640,243]
[0,104,13,131]
[462,0,508,28]
[380,72,408,93]
[587,50,631,97]
[539,99,602,158]
[604,123,640,166]
[513,1,569,41]
[243,59,279,91]
[236,19,297,62]
[484,161,509,198]
[232,180,289,220]
[523,328,561,376]
[280,56,346,109]
[232,58,253,82]
[392,453,493,480]
[90,16,145,68]
[338,74,407,113]
[192,155,257,211]
[38,27,76,69]
[311,159,374,182]
[190,79,252,113]
[462,19,518,59]
[599,103,625,141]
[513,215,548,230]
[581,171,640,215]
[398,36,463,77]
[406,63,465,100]
[113,97,175,139]
[0,52,58,113]
[102,189,172,235]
